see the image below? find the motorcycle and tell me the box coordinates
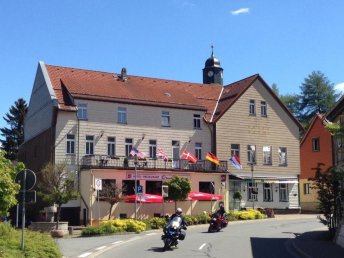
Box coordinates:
[161,216,186,251]
[208,213,228,233]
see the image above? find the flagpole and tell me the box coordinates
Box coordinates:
[134,155,137,220]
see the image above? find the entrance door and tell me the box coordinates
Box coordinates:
[172,140,180,168]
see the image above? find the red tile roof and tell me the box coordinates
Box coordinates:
[44,63,302,128]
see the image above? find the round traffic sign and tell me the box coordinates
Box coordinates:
[15,169,36,190]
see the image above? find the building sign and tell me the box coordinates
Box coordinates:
[126,173,190,181]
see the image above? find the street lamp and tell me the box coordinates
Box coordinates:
[249,149,255,209]
[134,155,138,220]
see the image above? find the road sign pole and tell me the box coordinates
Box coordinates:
[134,156,137,220]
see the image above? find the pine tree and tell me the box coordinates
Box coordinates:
[299,71,338,125]
[0,98,27,160]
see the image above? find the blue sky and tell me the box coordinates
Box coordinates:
[1,0,344,131]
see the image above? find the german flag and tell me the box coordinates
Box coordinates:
[206,152,220,166]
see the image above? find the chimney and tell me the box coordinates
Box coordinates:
[120,68,127,81]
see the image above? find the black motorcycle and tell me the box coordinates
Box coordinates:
[208,213,228,233]
[161,216,186,251]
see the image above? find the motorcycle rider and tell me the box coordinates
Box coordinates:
[217,202,226,218]
[170,208,187,228]
[212,202,227,229]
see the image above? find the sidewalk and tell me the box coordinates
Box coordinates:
[292,230,344,258]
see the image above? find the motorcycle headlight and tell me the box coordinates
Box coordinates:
[173,226,177,230]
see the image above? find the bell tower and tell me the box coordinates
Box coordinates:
[203,46,223,85]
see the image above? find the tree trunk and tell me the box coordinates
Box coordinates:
[108,203,114,220]
[56,204,61,230]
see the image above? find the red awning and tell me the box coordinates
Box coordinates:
[124,194,164,203]
[187,192,223,201]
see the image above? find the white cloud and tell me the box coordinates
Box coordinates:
[231,8,250,15]
[335,82,344,93]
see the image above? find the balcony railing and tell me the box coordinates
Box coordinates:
[80,155,228,173]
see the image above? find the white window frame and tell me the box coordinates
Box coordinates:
[149,140,157,159]
[117,107,127,124]
[66,134,75,154]
[279,147,287,166]
[263,146,272,165]
[249,99,256,115]
[161,111,170,127]
[125,138,133,157]
[231,144,240,158]
[77,103,88,120]
[247,145,256,164]
[248,182,258,201]
[304,183,311,195]
[85,135,94,155]
[193,114,201,129]
[195,142,202,160]
[263,183,273,202]
[261,101,267,117]
[107,137,116,156]
[279,183,288,202]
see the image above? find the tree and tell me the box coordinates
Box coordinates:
[100,180,123,220]
[0,98,27,160]
[0,150,23,217]
[271,83,279,96]
[299,71,338,126]
[280,94,301,121]
[163,176,191,210]
[37,161,78,229]
[310,164,344,234]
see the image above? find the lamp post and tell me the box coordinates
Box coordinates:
[134,155,138,220]
[250,150,255,209]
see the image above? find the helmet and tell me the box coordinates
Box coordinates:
[176,208,182,214]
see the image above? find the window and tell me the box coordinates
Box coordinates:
[107,137,116,156]
[279,147,287,165]
[248,182,258,201]
[149,140,157,159]
[247,145,256,164]
[195,142,202,160]
[99,179,116,198]
[279,183,288,202]
[77,103,88,120]
[263,146,272,165]
[122,180,139,196]
[312,138,320,152]
[261,101,267,117]
[172,140,180,168]
[117,107,127,124]
[193,114,201,129]
[231,144,240,158]
[199,181,214,194]
[161,111,170,127]
[249,99,256,115]
[146,181,162,195]
[263,183,273,201]
[125,138,133,157]
[66,134,75,154]
[304,183,311,195]
[85,135,94,155]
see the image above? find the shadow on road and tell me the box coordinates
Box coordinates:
[250,237,292,258]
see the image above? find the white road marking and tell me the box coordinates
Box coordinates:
[199,243,207,250]
[78,252,92,257]
[112,240,123,245]
[145,233,158,236]
[96,245,107,250]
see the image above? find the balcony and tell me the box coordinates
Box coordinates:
[80,155,228,173]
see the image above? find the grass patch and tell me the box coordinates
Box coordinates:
[0,222,62,258]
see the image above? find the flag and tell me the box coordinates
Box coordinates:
[181,150,198,163]
[206,152,220,166]
[229,154,242,170]
[130,147,145,159]
[157,148,168,161]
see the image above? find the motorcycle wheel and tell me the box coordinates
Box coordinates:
[208,225,213,233]
[163,239,171,251]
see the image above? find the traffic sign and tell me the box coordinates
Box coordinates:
[162,185,169,197]
[16,191,36,204]
[136,185,143,195]
[15,169,36,191]
[95,178,102,191]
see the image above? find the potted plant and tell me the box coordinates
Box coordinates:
[233,191,242,200]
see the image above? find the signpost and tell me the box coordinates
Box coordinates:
[95,178,102,223]
[15,169,36,251]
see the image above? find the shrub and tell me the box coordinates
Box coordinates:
[146,217,167,229]
[226,211,239,221]
[195,213,211,224]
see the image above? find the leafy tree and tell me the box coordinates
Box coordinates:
[0,150,24,217]
[0,98,27,160]
[271,83,279,96]
[163,176,191,210]
[100,180,123,220]
[310,164,344,234]
[280,94,301,121]
[299,71,338,126]
[37,161,78,229]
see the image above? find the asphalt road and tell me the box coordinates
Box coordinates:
[57,215,325,258]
